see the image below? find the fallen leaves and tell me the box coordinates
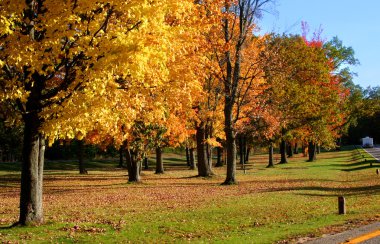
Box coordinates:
[0,149,379,243]
[62,225,106,233]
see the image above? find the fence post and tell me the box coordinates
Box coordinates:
[338,196,346,215]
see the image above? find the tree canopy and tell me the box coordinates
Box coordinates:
[0,0,361,225]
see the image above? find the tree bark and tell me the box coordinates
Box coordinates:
[78,140,87,174]
[206,145,213,170]
[19,114,44,225]
[223,103,237,184]
[125,149,141,182]
[279,139,288,164]
[196,124,213,177]
[267,143,274,168]
[155,147,164,174]
[307,141,317,162]
[287,143,293,158]
[215,147,224,167]
[189,148,196,170]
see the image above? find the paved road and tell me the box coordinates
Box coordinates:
[305,146,380,243]
[363,145,380,161]
[306,222,380,244]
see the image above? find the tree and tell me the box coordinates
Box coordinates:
[0,0,201,225]
[207,0,273,184]
[346,86,380,144]
[323,37,360,145]
[260,34,327,163]
[1,0,125,225]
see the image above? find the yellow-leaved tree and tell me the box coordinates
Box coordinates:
[0,0,201,225]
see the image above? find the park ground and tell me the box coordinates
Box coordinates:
[0,146,379,243]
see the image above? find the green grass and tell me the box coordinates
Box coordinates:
[0,147,379,243]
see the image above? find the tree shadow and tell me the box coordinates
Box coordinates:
[0,225,14,229]
[341,160,379,172]
[258,184,380,197]
[293,185,380,197]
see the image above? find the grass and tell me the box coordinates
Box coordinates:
[0,147,379,243]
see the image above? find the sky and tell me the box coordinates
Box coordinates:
[258,0,380,88]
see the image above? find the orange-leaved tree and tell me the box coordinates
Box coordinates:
[202,0,272,184]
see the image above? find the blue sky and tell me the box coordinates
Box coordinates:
[258,0,380,88]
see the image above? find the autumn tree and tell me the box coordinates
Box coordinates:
[299,33,358,160]
[0,0,202,225]
[260,34,322,163]
[323,36,359,145]
[209,0,273,184]
[77,1,205,182]
[1,0,127,225]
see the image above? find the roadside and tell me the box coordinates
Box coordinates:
[294,146,380,244]
[304,221,380,244]
[363,145,380,162]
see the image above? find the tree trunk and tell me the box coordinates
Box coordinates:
[185,147,190,166]
[125,149,141,182]
[189,148,196,170]
[294,142,299,154]
[279,139,288,164]
[240,136,247,170]
[302,143,308,157]
[287,143,293,158]
[245,147,250,164]
[78,140,87,174]
[118,148,124,168]
[239,136,244,165]
[316,144,321,154]
[206,124,214,170]
[143,157,149,170]
[223,104,237,185]
[196,124,213,177]
[308,141,317,162]
[155,147,164,174]
[267,143,274,168]
[215,147,224,167]
[207,145,213,170]
[19,114,44,225]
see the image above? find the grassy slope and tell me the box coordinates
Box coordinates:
[0,147,379,243]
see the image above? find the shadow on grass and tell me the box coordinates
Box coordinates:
[0,160,123,172]
[260,184,380,197]
[292,184,380,197]
[331,159,379,172]
[163,157,186,163]
[0,225,14,230]
[45,160,119,171]
[342,162,379,172]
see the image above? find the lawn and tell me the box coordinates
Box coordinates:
[0,146,379,243]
